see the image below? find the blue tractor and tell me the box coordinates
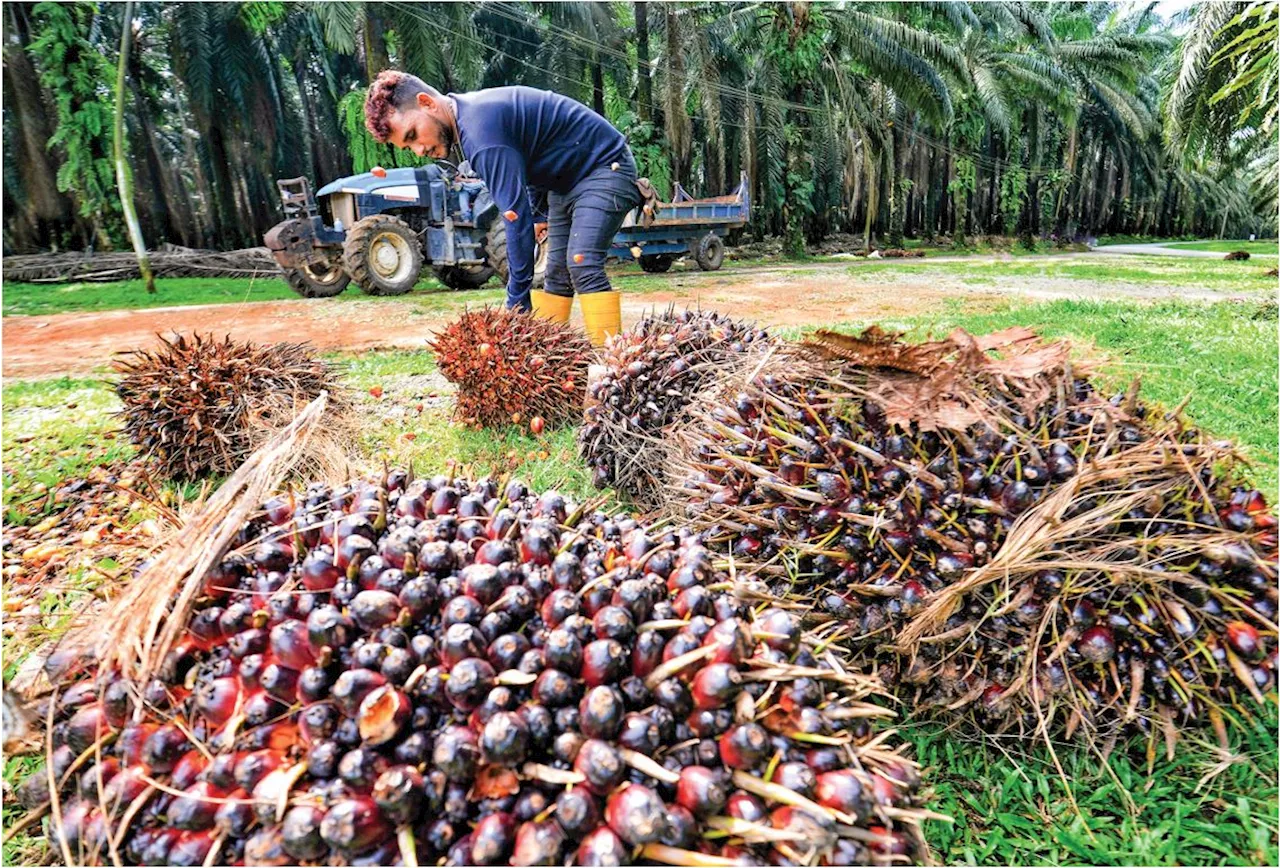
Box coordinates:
[263,162,547,297]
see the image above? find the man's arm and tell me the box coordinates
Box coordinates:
[470,145,535,311]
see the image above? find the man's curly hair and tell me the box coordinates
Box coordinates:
[365,70,432,142]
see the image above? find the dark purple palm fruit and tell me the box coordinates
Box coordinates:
[371,765,425,827]
[726,790,768,823]
[319,796,391,855]
[331,669,387,716]
[357,685,411,746]
[445,657,496,711]
[573,738,627,795]
[580,639,628,687]
[604,783,670,845]
[575,827,629,867]
[579,685,626,740]
[433,725,480,782]
[555,789,600,838]
[167,780,229,830]
[281,805,329,862]
[720,722,770,770]
[471,812,518,865]
[511,819,567,866]
[675,766,728,817]
[481,711,530,767]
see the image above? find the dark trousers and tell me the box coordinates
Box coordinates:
[543,153,643,297]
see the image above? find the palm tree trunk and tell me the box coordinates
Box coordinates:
[635,2,652,122]
[113,2,155,292]
[591,53,605,115]
[362,7,389,82]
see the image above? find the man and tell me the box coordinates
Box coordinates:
[364,71,641,346]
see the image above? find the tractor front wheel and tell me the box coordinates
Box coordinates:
[343,215,423,296]
[638,254,675,273]
[485,220,548,289]
[282,258,350,298]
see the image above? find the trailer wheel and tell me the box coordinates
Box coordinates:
[695,234,725,271]
[343,215,422,296]
[433,264,494,291]
[638,254,675,273]
[485,220,548,288]
[282,259,350,298]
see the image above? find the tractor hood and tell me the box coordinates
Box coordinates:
[316,165,439,200]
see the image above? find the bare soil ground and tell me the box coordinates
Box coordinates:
[0,257,1239,379]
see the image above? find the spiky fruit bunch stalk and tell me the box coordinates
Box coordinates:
[673,327,1278,738]
[114,334,343,479]
[430,308,593,429]
[22,469,939,866]
[579,308,770,509]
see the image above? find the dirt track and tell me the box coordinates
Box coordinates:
[0,257,1247,379]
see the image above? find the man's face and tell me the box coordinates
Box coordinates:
[386,92,455,159]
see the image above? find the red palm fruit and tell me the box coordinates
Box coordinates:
[244,825,293,866]
[472,812,518,865]
[704,618,753,665]
[726,790,767,823]
[676,766,728,817]
[259,663,301,704]
[433,725,480,782]
[660,804,699,849]
[579,685,625,740]
[101,679,133,727]
[141,723,190,773]
[815,770,866,817]
[331,669,388,716]
[773,762,817,799]
[307,605,353,654]
[203,752,241,789]
[581,639,627,687]
[867,825,911,857]
[243,689,286,728]
[102,765,151,813]
[193,675,240,726]
[169,751,207,790]
[574,738,626,795]
[605,783,669,845]
[357,685,411,746]
[335,533,375,573]
[372,765,425,827]
[238,654,266,688]
[720,722,770,770]
[228,627,268,659]
[1076,625,1117,664]
[690,662,743,710]
[56,799,92,850]
[1226,621,1264,659]
[870,772,901,806]
[541,589,581,627]
[136,826,185,866]
[214,789,255,837]
[301,549,342,592]
[445,657,496,711]
[168,780,229,831]
[512,819,565,866]
[555,789,600,837]
[63,703,112,754]
[576,826,629,867]
[169,829,218,867]
[281,804,329,861]
[269,619,316,670]
[338,747,390,790]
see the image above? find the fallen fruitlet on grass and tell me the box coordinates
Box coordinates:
[21,468,939,865]
[430,308,592,430]
[579,308,771,509]
[113,333,345,479]
[672,325,1278,741]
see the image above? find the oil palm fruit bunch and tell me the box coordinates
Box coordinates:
[114,333,343,479]
[22,468,939,866]
[672,326,1278,738]
[579,308,770,509]
[430,308,592,429]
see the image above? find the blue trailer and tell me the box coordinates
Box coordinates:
[611,172,751,273]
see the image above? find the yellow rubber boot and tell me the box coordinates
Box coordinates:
[531,290,572,324]
[579,291,622,347]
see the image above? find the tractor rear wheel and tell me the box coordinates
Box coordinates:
[638,254,675,273]
[433,264,495,290]
[343,215,422,296]
[694,233,725,271]
[485,220,548,289]
[282,259,350,298]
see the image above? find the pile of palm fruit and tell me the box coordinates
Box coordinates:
[430,309,593,430]
[114,334,344,479]
[670,326,1277,738]
[18,469,938,866]
[579,308,771,509]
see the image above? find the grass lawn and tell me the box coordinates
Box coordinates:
[2,293,1277,865]
[1165,239,1280,255]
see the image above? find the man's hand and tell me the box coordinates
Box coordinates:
[535,223,549,244]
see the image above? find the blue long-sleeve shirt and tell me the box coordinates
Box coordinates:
[451,87,630,308]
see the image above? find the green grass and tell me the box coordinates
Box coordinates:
[845,254,1278,291]
[1,274,461,317]
[1164,239,1280,255]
